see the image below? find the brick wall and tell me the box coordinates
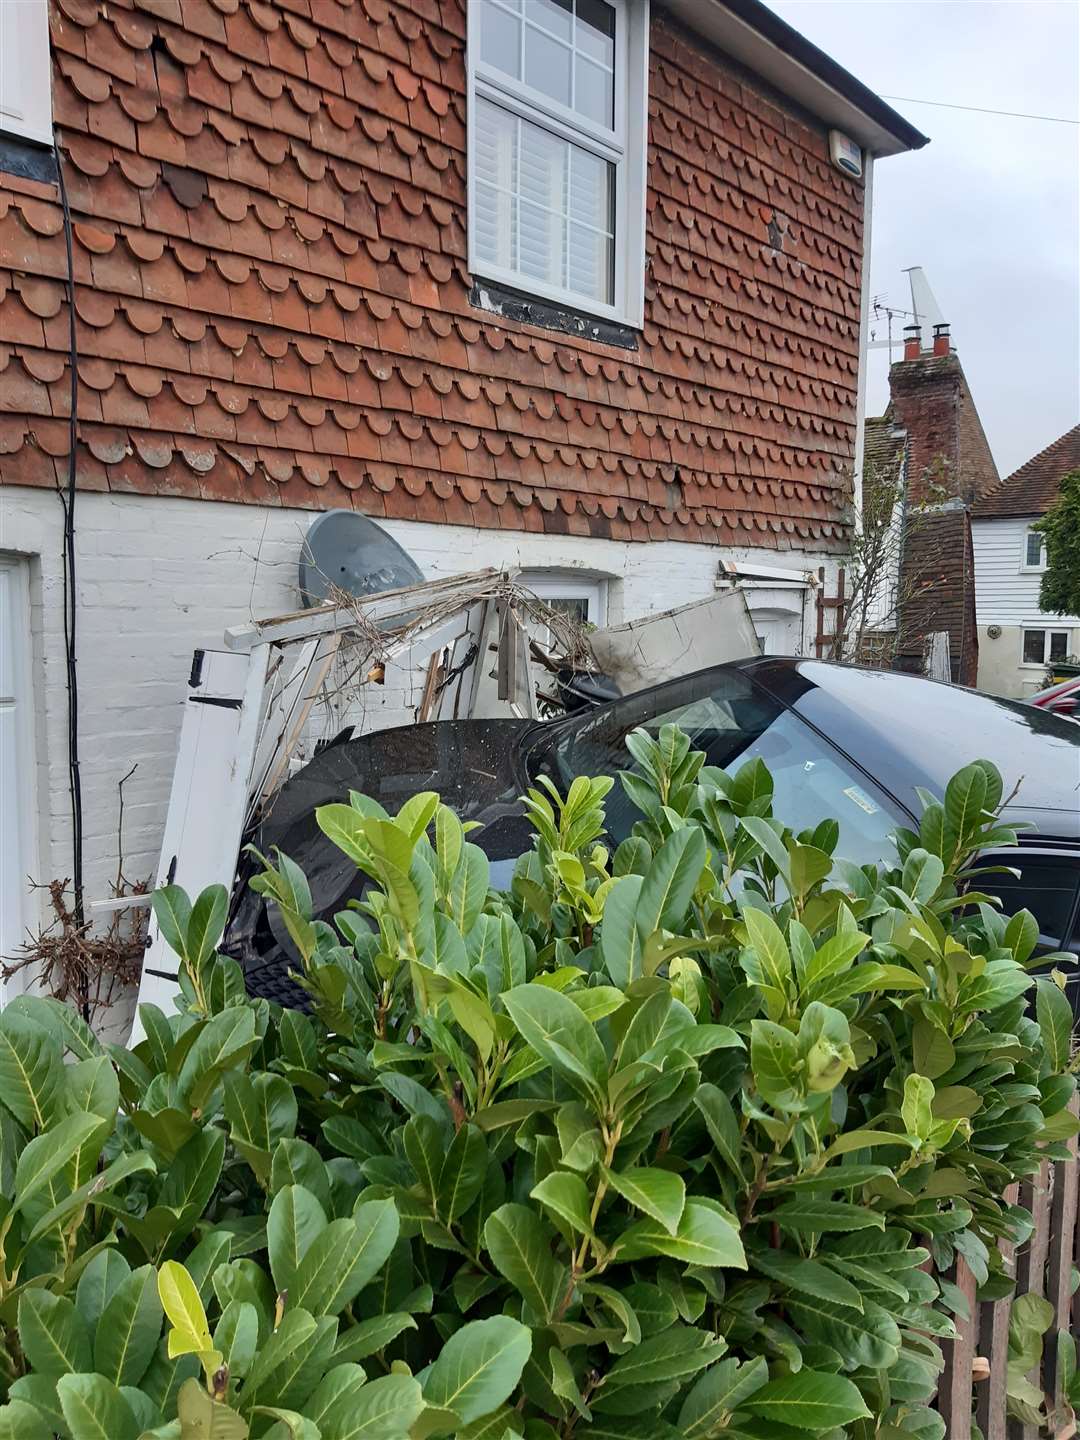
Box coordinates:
[885,347,999,686]
[889,350,1000,506]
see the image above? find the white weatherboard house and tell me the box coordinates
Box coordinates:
[973,425,1080,698]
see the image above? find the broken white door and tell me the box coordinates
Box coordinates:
[0,556,35,1005]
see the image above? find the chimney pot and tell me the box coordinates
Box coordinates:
[903,324,922,361]
[932,322,951,357]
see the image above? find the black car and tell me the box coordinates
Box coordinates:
[228,658,1080,1011]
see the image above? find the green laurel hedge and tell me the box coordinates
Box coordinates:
[0,726,1076,1440]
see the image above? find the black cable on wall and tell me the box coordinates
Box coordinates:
[52,137,85,943]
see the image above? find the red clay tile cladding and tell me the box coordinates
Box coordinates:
[0,0,866,550]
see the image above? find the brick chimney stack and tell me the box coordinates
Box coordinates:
[903,324,922,361]
[932,323,951,357]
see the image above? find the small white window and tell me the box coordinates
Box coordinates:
[468,0,649,326]
[1022,628,1070,666]
[1022,528,1046,570]
[518,570,608,648]
[0,0,53,147]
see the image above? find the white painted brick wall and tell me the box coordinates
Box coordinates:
[0,485,836,924]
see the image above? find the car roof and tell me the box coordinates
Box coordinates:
[736,658,1080,841]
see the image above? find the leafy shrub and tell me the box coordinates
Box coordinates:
[0,729,1076,1440]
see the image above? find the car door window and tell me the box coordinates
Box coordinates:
[526,668,907,866]
[979,854,1080,951]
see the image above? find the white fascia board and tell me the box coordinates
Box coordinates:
[665,0,918,156]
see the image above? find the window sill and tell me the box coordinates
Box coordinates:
[0,134,57,189]
[469,278,640,351]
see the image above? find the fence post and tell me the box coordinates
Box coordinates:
[976,1182,1020,1440]
[1046,1096,1080,1422]
[941,1256,980,1439]
[1008,1160,1053,1440]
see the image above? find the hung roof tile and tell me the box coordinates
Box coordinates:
[2,0,864,549]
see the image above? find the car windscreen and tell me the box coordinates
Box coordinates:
[522,667,908,867]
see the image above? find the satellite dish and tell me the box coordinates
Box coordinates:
[299,510,424,608]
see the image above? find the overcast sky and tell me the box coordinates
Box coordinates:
[769,0,1080,478]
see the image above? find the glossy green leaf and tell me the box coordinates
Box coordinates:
[213,1300,259,1381]
[1036,977,1073,1072]
[267,1184,328,1298]
[17,1291,92,1377]
[678,1356,769,1438]
[618,1199,746,1268]
[530,1170,594,1235]
[741,1369,871,1429]
[0,1011,62,1131]
[437,1124,487,1223]
[290,1200,399,1316]
[635,827,707,938]
[175,1377,248,1439]
[751,1249,863,1310]
[694,1084,744,1180]
[76,1249,132,1330]
[320,1372,423,1439]
[187,884,229,967]
[56,1374,139,1440]
[422,1316,531,1427]
[600,875,644,987]
[96,1264,164,1386]
[772,1199,885,1234]
[13,1111,108,1209]
[603,1325,726,1389]
[742,907,792,997]
[502,984,608,1104]
[485,1204,567,1322]
[603,1166,685,1236]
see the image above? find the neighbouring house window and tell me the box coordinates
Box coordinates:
[467,0,649,325]
[1022,628,1070,666]
[1023,528,1046,569]
[0,0,53,146]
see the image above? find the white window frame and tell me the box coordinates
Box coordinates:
[1020,526,1046,573]
[0,0,53,147]
[518,570,608,628]
[466,0,649,328]
[1020,626,1071,668]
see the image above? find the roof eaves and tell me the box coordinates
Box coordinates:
[666,0,930,156]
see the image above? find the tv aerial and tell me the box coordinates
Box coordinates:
[299,510,424,608]
[868,266,947,357]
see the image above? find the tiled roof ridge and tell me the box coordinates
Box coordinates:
[973,423,1080,518]
[1002,423,1080,487]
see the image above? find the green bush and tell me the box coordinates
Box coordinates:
[0,728,1076,1440]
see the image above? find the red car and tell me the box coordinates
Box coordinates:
[1030,676,1080,719]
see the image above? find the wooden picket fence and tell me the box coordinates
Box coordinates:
[937,1098,1079,1439]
